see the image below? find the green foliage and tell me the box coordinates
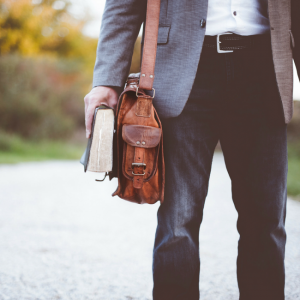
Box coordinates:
[130,36,141,73]
[287,101,300,143]
[0,0,141,73]
[0,0,142,164]
[0,130,85,163]
[287,101,300,197]
[0,0,98,72]
[287,102,300,197]
[287,143,300,198]
[0,54,87,139]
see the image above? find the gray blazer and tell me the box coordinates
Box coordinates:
[93,0,300,123]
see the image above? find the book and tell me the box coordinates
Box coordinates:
[80,105,114,180]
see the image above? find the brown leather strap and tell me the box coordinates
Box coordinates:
[139,0,161,91]
[132,0,161,187]
[132,147,146,189]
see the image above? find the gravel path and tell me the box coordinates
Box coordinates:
[0,153,299,300]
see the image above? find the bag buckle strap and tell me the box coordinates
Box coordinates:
[132,148,146,189]
[132,163,146,176]
[217,32,234,53]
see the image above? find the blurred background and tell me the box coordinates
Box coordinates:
[0,1,300,299]
[0,0,141,162]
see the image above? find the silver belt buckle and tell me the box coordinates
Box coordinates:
[217,32,234,53]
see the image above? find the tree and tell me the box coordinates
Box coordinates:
[0,0,98,71]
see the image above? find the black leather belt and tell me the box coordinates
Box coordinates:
[203,32,271,53]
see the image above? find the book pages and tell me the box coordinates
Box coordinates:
[87,109,114,173]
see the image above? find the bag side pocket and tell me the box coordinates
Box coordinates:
[122,125,162,185]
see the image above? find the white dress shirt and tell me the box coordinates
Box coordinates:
[205,0,270,36]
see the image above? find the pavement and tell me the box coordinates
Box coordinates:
[0,152,299,300]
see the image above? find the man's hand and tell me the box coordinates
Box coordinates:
[84,86,119,138]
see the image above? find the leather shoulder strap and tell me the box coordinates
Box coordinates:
[139,0,161,91]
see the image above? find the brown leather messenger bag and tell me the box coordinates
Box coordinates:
[112,0,165,204]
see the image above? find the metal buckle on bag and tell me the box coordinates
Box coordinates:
[132,163,146,176]
[217,32,234,53]
[136,87,155,98]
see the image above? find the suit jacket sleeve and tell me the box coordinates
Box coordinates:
[292,0,300,81]
[93,0,147,88]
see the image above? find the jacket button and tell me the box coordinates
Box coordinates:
[200,19,206,28]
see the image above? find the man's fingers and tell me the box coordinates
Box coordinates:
[84,95,90,138]
[84,86,118,138]
[84,95,88,117]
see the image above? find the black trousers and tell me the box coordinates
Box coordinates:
[153,38,288,300]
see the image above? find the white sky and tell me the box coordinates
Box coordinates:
[69,0,106,38]
[71,0,300,100]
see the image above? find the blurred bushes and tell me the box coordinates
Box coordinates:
[0,55,87,139]
[0,0,95,140]
[0,0,141,75]
[0,130,85,163]
[287,142,300,197]
[287,101,300,197]
[130,36,141,73]
[0,0,141,142]
[287,101,300,144]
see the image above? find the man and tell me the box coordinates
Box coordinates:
[84,0,300,299]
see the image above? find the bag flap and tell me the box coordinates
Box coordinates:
[122,125,161,148]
